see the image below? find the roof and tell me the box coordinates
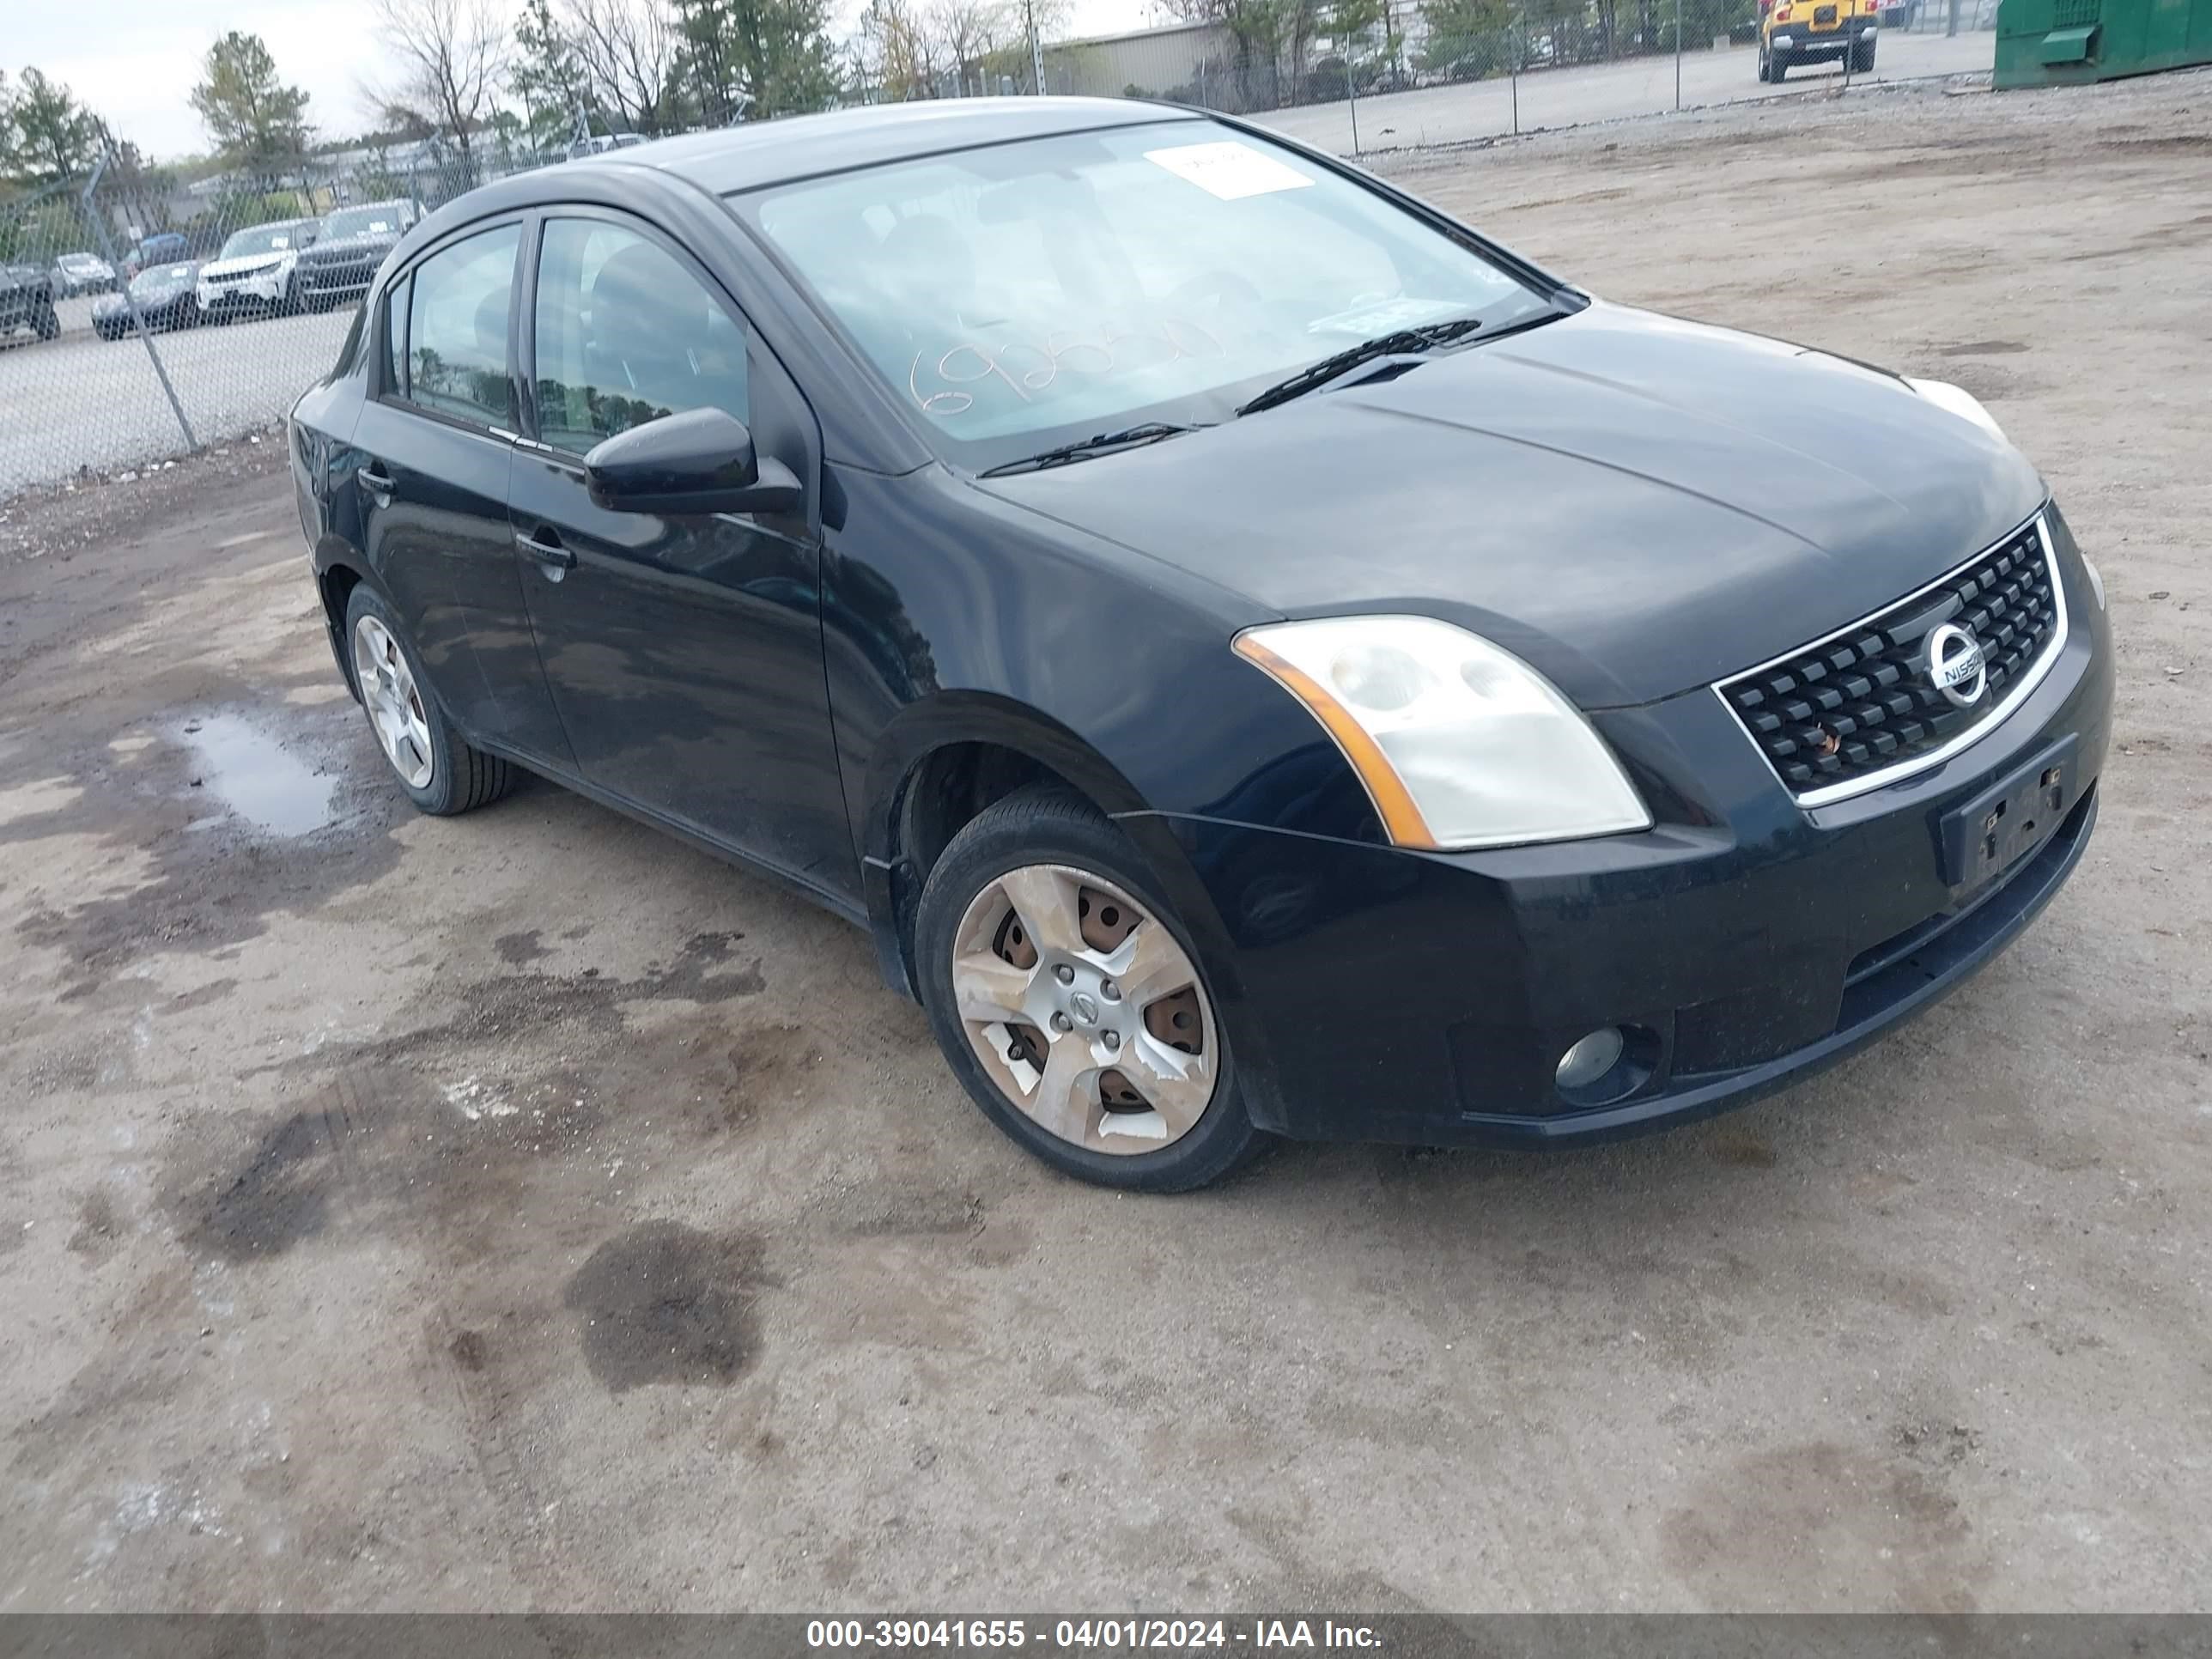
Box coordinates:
[564,96,1200,195]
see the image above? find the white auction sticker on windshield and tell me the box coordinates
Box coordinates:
[1144,141,1315,200]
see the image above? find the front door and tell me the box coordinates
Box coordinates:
[507,211,855,905]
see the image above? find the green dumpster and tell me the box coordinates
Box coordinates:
[1996,0,2212,83]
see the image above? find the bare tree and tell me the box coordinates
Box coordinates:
[563,0,682,133]
[367,0,507,187]
[929,0,1011,94]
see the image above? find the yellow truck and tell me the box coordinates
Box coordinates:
[1759,0,1881,78]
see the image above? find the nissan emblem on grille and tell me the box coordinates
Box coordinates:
[1924,623,1990,708]
[1713,514,2067,801]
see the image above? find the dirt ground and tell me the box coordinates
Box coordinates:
[3,74,2209,1614]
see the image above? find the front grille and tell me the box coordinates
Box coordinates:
[1718,514,2063,799]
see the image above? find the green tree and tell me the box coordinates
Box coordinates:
[675,0,842,123]
[1,68,106,184]
[188,33,314,184]
[511,0,587,157]
[1417,0,1514,74]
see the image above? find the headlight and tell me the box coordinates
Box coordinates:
[1232,616,1651,851]
[1904,376,2007,442]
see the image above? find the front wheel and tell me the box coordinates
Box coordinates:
[915,787,1268,1192]
[343,584,517,817]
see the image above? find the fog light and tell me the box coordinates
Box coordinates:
[1556,1027,1626,1091]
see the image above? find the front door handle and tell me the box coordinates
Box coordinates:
[356,462,395,503]
[514,526,577,573]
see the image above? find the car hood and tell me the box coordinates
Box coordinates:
[1,264,42,289]
[200,252,293,280]
[971,301,2047,708]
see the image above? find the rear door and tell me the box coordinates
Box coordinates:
[507,208,854,900]
[351,221,575,768]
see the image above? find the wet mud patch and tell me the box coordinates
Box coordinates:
[562,1220,769,1392]
[170,1064,614,1264]
[495,929,549,965]
[4,695,407,1000]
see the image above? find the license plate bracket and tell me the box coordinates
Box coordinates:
[1936,735,2078,892]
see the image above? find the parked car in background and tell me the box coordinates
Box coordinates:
[0,263,60,342]
[567,131,647,160]
[124,232,188,278]
[93,261,202,341]
[290,100,2111,1192]
[1759,0,1879,76]
[197,219,319,320]
[295,200,421,311]
[51,252,117,297]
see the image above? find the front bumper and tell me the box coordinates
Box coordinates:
[1148,518,2112,1148]
[297,262,376,301]
[198,270,289,311]
[1771,17,1875,52]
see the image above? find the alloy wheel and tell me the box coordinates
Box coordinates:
[950,863,1218,1154]
[352,613,435,789]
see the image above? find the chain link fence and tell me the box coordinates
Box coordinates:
[1046,0,1996,156]
[0,146,520,499]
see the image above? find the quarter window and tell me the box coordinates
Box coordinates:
[531,218,749,458]
[383,273,411,393]
[401,224,520,425]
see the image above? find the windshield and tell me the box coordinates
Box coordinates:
[325,204,408,238]
[131,264,193,295]
[739,119,1553,469]
[221,223,303,258]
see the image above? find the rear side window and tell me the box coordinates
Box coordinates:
[401,224,520,426]
[530,218,749,458]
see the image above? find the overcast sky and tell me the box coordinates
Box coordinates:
[10,0,1161,162]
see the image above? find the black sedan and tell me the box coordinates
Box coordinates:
[289,99,2112,1191]
[94,261,203,340]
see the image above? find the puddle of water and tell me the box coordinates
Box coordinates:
[178,714,338,838]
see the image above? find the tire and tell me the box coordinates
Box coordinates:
[1851,36,1875,70]
[915,785,1269,1193]
[33,304,59,341]
[1770,48,1789,79]
[343,583,517,817]
[1757,41,1774,78]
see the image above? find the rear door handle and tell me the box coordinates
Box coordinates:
[356,462,394,501]
[514,526,577,573]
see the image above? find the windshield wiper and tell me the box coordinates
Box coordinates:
[1236,315,1489,418]
[977,422,1207,478]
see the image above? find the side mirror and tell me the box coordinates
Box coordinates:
[583,406,804,517]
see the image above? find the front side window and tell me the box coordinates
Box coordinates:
[402,225,520,425]
[739,119,1553,470]
[530,218,750,458]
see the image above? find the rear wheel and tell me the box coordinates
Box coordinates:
[1851,34,1876,70]
[343,584,517,817]
[33,303,59,341]
[915,787,1268,1192]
